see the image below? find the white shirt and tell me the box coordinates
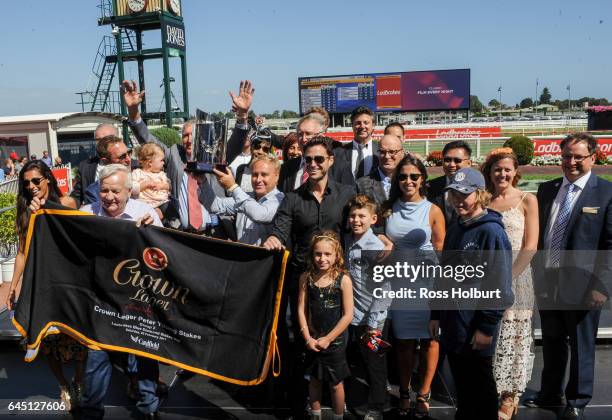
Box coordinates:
[351,139,374,177]
[544,171,592,263]
[229,153,251,177]
[294,157,307,191]
[81,198,163,227]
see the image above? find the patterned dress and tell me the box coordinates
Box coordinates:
[493,195,535,394]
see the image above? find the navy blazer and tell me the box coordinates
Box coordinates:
[533,174,612,304]
[333,140,379,185]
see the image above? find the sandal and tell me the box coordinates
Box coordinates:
[397,388,412,417]
[498,391,518,420]
[59,385,72,411]
[414,390,431,419]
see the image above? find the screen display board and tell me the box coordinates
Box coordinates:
[299,69,470,114]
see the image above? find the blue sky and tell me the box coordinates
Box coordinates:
[1,0,610,116]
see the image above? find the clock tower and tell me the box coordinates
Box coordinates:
[80,0,189,128]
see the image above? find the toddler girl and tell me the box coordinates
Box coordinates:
[133,143,170,219]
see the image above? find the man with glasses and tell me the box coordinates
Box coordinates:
[264,137,356,418]
[527,133,612,420]
[278,112,352,192]
[71,124,121,207]
[122,79,253,233]
[426,140,472,226]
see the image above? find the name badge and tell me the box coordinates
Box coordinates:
[582,207,599,214]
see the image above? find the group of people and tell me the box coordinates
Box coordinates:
[1,150,60,181]
[4,78,611,420]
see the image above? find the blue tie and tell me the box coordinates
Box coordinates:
[549,183,576,266]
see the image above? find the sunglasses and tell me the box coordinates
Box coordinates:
[116,149,133,161]
[443,157,467,164]
[252,143,271,153]
[23,177,45,188]
[304,155,327,165]
[398,173,422,182]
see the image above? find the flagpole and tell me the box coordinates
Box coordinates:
[535,78,539,115]
[567,84,571,114]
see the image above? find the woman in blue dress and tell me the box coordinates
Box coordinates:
[382,156,445,418]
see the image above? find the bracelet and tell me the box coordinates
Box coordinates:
[226,184,239,193]
[305,337,313,346]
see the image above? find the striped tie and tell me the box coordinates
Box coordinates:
[549,183,576,266]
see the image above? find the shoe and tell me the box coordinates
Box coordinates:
[60,386,72,412]
[523,392,565,408]
[363,410,383,420]
[560,405,584,420]
[414,390,431,419]
[498,392,517,420]
[397,388,412,417]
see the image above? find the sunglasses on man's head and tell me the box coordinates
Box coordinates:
[397,173,422,182]
[443,157,466,164]
[252,143,271,153]
[23,177,45,188]
[304,155,327,165]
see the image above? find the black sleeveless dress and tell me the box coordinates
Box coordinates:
[304,273,351,385]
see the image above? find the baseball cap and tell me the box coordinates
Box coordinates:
[445,167,485,194]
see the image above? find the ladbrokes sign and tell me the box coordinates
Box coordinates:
[533,137,612,156]
[13,204,287,385]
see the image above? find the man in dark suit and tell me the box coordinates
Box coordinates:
[356,133,404,207]
[278,112,352,192]
[70,124,120,207]
[333,106,379,185]
[122,79,252,232]
[526,133,612,420]
[426,140,472,227]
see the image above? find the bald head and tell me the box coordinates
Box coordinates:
[378,134,405,176]
[95,124,119,141]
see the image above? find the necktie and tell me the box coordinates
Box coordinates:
[187,174,203,230]
[549,183,576,266]
[355,144,366,179]
[300,165,309,185]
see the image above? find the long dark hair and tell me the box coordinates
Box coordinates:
[16,160,62,246]
[382,156,428,218]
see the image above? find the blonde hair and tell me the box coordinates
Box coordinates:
[138,143,164,168]
[475,189,492,207]
[305,230,346,284]
[249,154,281,174]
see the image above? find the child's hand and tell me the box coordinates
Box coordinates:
[305,338,319,352]
[159,181,170,191]
[315,337,331,350]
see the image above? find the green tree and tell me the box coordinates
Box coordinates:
[488,99,501,109]
[150,127,181,148]
[281,110,299,118]
[470,95,484,113]
[520,98,534,109]
[504,136,534,165]
[540,87,552,104]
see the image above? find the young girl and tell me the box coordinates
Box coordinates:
[132,143,170,219]
[297,231,354,420]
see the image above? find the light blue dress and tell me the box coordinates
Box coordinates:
[386,198,434,339]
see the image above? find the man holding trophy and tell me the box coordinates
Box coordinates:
[123,80,255,234]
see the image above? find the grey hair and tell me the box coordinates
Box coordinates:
[99,164,132,189]
[249,154,281,174]
[297,113,325,133]
[95,123,119,138]
[183,119,197,135]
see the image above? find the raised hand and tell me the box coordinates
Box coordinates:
[229,80,255,118]
[121,80,145,120]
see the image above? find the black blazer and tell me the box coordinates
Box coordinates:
[356,170,387,207]
[533,174,612,304]
[333,140,379,185]
[70,157,99,207]
[426,175,456,227]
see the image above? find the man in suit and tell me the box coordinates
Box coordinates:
[278,112,351,192]
[526,133,612,420]
[356,133,404,207]
[426,140,472,227]
[121,79,253,233]
[333,106,379,185]
[70,124,120,207]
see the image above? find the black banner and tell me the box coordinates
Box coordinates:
[162,19,186,51]
[13,207,288,385]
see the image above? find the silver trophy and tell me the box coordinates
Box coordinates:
[186,109,229,173]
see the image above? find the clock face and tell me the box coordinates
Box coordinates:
[167,0,181,14]
[127,0,147,13]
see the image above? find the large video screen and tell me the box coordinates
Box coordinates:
[298,69,470,114]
